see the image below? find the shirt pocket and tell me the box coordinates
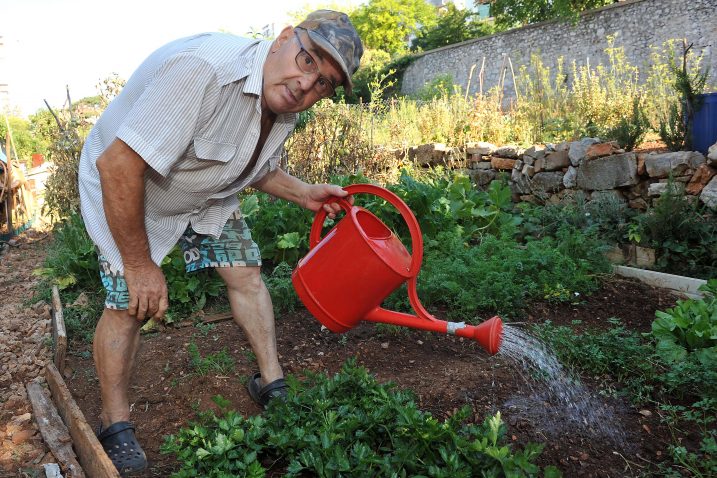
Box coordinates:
[194,137,237,163]
[177,137,239,193]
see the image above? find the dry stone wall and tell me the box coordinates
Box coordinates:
[401,0,716,99]
[404,140,717,210]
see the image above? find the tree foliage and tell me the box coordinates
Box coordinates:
[350,0,437,56]
[1,115,49,168]
[491,0,616,28]
[412,3,497,52]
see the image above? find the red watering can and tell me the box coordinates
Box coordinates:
[291,184,503,355]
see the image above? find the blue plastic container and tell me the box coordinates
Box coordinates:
[691,92,717,154]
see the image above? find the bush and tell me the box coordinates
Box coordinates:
[162,360,557,477]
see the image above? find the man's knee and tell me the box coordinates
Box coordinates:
[98,308,143,334]
[216,266,264,294]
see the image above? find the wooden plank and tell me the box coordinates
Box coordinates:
[26,382,84,477]
[51,285,67,374]
[45,363,120,478]
[201,311,233,323]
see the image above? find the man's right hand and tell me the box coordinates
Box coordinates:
[124,262,169,321]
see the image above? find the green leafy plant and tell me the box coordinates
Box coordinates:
[34,212,101,291]
[262,262,300,314]
[659,102,688,151]
[606,95,650,151]
[187,342,235,376]
[161,246,225,319]
[651,279,717,365]
[162,359,558,477]
[658,398,717,477]
[532,319,658,403]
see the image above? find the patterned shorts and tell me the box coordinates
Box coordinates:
[98,211,261,310]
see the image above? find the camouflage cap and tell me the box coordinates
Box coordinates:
[296,10,363,95]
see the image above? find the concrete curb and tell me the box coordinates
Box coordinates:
[613,265,708,299]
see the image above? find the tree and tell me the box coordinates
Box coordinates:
[350,0,438,56]
[287,1,361,25]
[412,3,497,52]
[491,0,616,29]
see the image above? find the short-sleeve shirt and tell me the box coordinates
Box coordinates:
[79,33,297,272]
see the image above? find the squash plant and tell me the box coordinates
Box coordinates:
[651,279,717,366]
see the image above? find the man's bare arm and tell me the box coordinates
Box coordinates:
[96,139,168,320]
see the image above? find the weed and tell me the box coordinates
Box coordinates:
[187,342,235,376]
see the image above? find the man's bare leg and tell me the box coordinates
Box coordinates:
[93,308,142,427]
[216,266,283,385]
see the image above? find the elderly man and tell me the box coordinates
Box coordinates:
[78,11,362,474]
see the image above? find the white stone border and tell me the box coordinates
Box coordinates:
[613,265,708,299]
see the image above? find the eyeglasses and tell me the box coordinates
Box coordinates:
[293,30,337,98]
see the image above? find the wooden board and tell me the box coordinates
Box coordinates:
[201,311,233,323]
[26,382,84,477]
[45,363,120,478]
[51,285,67,374]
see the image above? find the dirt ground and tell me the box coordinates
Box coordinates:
[62,277,680,478]
[0,229,686,477]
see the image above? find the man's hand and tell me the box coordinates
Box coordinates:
[303,183,352,218]
[124,262,169,321]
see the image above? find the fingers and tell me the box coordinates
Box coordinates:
[124,264,168,322]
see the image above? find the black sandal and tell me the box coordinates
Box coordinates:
[247,372,288,408]
[96,421,147,475]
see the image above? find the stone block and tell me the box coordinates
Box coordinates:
[511,168,531,194]
[563,166,578,188]
[522,164,536,177]
[531,171,565,194]
[644,151,706,178]
[494,145,523,159]
[585,142,616,160]
[568,137,601,166]
[700,176,717,209]
[544,150,570,171]
[491,157,517,170]
[576,153,638,190]
[524,145,547,160]
[469,169,497,187]
[648,181,685,197]
[628,198,648,210]
[686,164,717,195]
[466,141,497,156]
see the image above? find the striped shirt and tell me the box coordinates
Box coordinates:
[78,33,297,272]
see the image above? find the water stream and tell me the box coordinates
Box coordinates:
[496,324,627,447]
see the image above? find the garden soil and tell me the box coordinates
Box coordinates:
[1,228,685,477]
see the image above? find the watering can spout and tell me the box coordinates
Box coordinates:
[365,308,503,355]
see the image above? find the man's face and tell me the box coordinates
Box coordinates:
[262,26,344,115]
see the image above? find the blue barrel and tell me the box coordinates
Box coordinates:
[691,92,717,154]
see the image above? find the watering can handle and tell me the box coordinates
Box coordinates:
[309,184,424,277]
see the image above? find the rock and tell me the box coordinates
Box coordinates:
[700,176,717,209]
[543,150,570,171]
[468,169,496,187]
[628,198,648,210]
[522,164,536,177]
[637,153,647,175]
[590,190,626,203]
[493,145,523,159]
[531,172,565,194]
[70,292,89,307]
[490,157,517,170]
[11,428,37,445]
[523,145,546,160]
[686,164,717,195]
[380,342,389,349]
[708,142,717,164]
[409,143,447,166]
[563,166,578,188]
[568,138,601,166]
[585,142,616,160]
[644,151,705,178]
[466,141,497,156]
[522,155,535,166]
[577,153,638,190]
[511,168,531,195]
[648,181,685,197]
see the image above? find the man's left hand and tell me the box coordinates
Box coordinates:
[303,184,352,218]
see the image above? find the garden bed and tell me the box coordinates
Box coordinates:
[63,276,679,477]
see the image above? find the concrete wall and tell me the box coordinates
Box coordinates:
[401,0,716,98]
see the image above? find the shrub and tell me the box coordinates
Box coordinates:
[162,360,557,477]
[606,95,650,151]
